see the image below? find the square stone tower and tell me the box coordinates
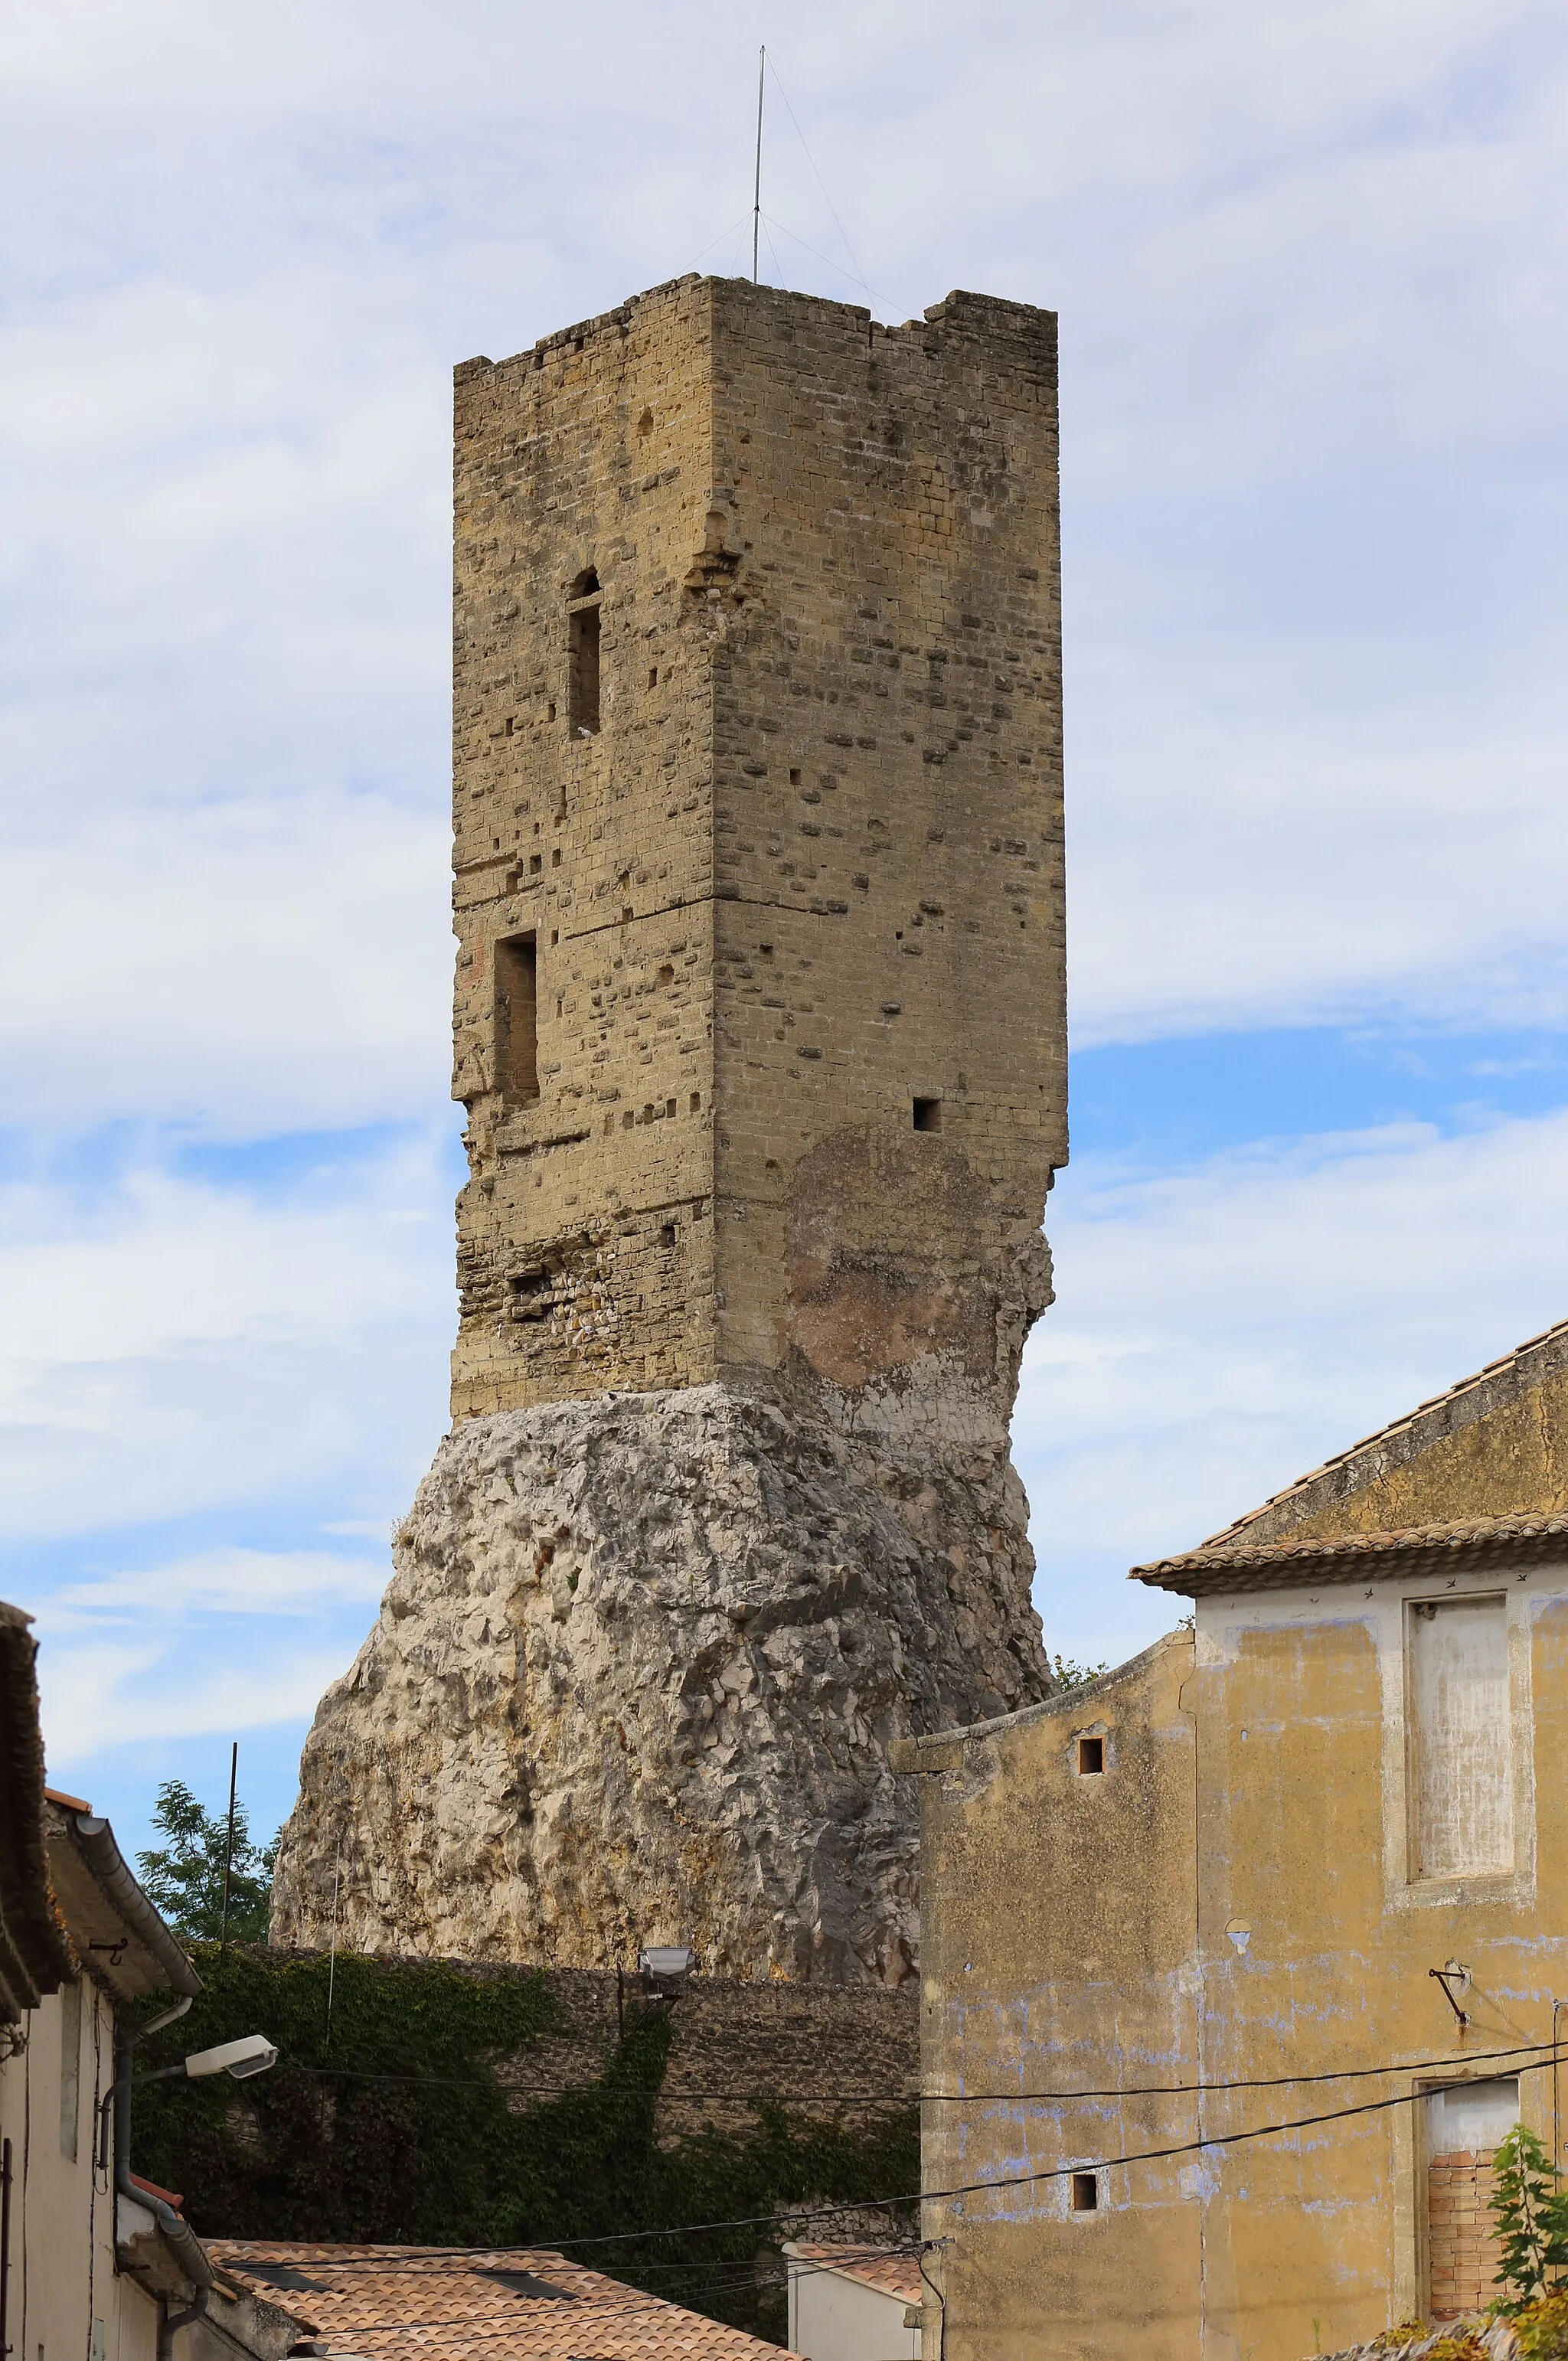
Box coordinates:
[451,273,1065,1435]
[271,276,1064,1983]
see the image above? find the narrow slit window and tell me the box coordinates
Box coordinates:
[1076,1736,1105,1776]
[495,933,539,1108]
[1070,2173,1099,2213]
[913,1097,942,1133]
[1407,1594,1512,1879]
[568,568,601,736]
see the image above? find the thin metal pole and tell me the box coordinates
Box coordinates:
[325,1838,343,2049]
[1,2137,11,2359]
[752,47,765,283]
[218,1741,238,1956]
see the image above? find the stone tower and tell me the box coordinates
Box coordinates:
[271,275,1066,1984]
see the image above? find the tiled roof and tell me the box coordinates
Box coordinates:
[785,2243,924,2303]
[207,2242,803,2361]
[1132,1512,1568,1595]
[1200,1316,1568,1550]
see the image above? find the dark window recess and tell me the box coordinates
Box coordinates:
[913,1097,942,1133]
[1071,2173,1099,2213]
[662,1223,677,1248]
[1077,1736,1105,1776]
[508,1269,552,1321]
[568,569,601,736]
[495,934,539,1106]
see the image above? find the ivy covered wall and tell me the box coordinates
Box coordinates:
[132,1947,920,2343]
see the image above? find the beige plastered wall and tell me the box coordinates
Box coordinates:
[915,1566,1568,2361]
[0,1977,156,2361]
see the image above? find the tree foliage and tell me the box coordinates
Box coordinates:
[136,1778,277,1943]
[1491,2126,1568,2311]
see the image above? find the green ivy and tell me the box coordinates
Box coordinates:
[132,1947,917,2342]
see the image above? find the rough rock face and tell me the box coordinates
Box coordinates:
[270,1385,1051,1983]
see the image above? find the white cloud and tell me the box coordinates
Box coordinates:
[1020,1104,1568,1664]
[35,1631,357,1757]
[50,1546,386,1620]
[0,0,1566,1136]
[0,1130,454,1536]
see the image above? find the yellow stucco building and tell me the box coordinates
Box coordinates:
[900,1318,1568,2361]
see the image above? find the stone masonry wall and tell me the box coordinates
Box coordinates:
[449,275,1064,1435]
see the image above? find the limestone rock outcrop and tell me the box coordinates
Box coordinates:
[270,1385,1051,1983]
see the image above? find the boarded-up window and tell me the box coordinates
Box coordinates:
[495,934,539,1107]
[1426,2078,1518,2318]
[1408,1595,1511,1879]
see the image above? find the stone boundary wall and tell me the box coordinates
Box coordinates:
[495,1963,919,2144]
[266,1950,918,2152]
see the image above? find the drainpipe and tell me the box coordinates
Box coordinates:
[109,1996,214,2314]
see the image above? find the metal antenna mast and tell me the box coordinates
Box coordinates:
[752,46,766,282]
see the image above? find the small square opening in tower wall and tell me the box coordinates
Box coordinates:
[1071,2173,1099,2213]
[1076,1736,1104,1776]
[913,1098,942,1132]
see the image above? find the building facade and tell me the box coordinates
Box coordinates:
[902,1320,1568,2361]
[0,1604,289,2361]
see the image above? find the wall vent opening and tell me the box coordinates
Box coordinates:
[913,1097,942,1132]
[1076,1736,1105,1776]
[1070,2173,1099,2213]
[494,934,539,1107]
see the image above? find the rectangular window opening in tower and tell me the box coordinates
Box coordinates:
[495,933,540,1107]
[568,593,601,736]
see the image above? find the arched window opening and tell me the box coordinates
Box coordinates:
[568,568,601,736]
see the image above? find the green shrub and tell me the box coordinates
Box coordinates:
[1489,2126,1568,2313]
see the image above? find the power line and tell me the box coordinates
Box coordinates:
[219,2247,922,2335]
[251,2038,1565,2265]
[268,2032,1560,2107]
[762,53,871,294]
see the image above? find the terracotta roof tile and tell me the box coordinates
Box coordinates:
[1132,1512,1568,1595]
[1199,1316,1568,1550]
[785,2243,924,2303]
[207,2242,803,2361]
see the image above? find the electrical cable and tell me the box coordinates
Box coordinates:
[219,2245,924,2335]
[760,211,877,296]
[248,2040,1567,2267]
[760,53,872,293]
[267,2031,1562,2107]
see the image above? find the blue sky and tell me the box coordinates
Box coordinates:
[5,0,1568,1863]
